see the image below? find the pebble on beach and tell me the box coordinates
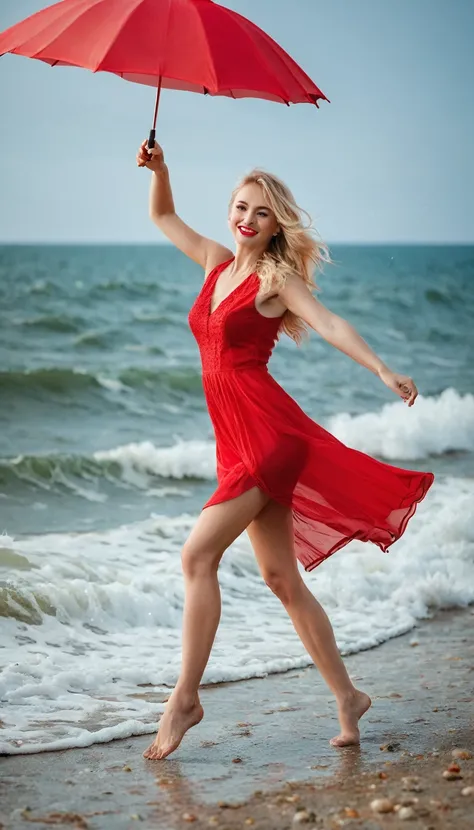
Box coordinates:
[452,748,472,760]
[461,786,474,796]
[401,775,423,792]
[370,798,394,813]
[442,762,463,780]
[21,812,88,829]
[442,769,463,780]
[292,809,312,825]
[396,797,419,807]
[398,806,416,820]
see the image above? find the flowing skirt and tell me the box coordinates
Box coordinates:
[202,367,434,571]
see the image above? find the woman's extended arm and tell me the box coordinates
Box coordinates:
[279,273,419,406]
[136,139,232,272]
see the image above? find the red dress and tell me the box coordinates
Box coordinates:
[188,258,434,571]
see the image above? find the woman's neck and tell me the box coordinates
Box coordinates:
[231,246,264,276]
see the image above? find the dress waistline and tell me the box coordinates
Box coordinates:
[202,365,268,376]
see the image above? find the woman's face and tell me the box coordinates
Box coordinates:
[228,182,280,251]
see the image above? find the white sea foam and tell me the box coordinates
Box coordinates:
[1,476,473,755]
[96,375,129,393]
[328,388,474,460]
[94,439,217,484]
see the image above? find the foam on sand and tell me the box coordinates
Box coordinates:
[1,475,473,754]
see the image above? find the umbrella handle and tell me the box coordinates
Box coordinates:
[148,78,162,150]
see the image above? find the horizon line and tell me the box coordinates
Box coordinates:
[1,240,473,247]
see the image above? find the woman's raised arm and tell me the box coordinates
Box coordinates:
[136,139,232,273]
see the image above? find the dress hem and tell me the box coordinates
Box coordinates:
[203,467,435,574]
[302,470,435,572]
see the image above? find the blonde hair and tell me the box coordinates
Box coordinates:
[229,169,331,344]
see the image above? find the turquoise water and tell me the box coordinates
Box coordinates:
[1,243,473,535]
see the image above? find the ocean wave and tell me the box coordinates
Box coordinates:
[117,366,202,393]
[73,330,110,349]
[132,310,187,327]
[0,365,202,399]
[328,388,474,460]
[0,367,100,395]
[0,440,216,498]
[0,453,119,498]
[94,439,215,483]
[90,278,164,298]
[16,314,83,333]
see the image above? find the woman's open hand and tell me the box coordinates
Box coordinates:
[378,368,418,406]
[136,139,165,172]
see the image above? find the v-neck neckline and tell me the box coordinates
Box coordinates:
[208,258,255,317]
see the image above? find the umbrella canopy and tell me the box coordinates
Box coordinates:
[0,0,329,107]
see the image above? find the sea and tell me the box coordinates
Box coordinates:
[1,243,473,755]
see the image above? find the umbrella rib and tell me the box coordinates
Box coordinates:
[93,0,150,73]
[216,4,290,103]
[193,4,219,93]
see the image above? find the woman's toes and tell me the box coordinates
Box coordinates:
[329,732,360,747]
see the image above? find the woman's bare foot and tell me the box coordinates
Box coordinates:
[143,693,204,760]
[329,689,372,747]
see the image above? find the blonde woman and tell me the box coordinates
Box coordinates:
[136,139,434,760]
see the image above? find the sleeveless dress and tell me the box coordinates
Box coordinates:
[188,258,435,572]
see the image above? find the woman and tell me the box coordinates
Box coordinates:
[136,139,434,760]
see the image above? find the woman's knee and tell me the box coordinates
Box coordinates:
[262,568,303,604]
[181,540,222,579]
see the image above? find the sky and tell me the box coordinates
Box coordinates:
[0,0,473,244]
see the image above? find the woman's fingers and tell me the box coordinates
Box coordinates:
[409,384,418,406]
[136,138,164,168]
[137,140,152,166]
[399,377,417,406]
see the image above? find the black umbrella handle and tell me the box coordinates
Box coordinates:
[147,80,162,150]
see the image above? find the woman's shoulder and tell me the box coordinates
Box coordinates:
[204,244,234,280]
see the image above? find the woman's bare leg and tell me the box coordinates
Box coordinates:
[143,486,270,760]
[247,501,371,747]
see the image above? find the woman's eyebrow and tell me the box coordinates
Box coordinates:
[236,200,271,211]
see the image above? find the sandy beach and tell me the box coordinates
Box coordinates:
[1,605,473,829]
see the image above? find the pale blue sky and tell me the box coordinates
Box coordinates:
[0,0,473,243]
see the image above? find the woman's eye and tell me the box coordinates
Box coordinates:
[236,205,245,210]
[258,212,268,217]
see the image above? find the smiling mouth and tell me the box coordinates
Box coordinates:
[238,226,257,237]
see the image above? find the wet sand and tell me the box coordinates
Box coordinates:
[1,607,473,829]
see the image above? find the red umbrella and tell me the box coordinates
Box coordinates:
[0,0,329,147]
